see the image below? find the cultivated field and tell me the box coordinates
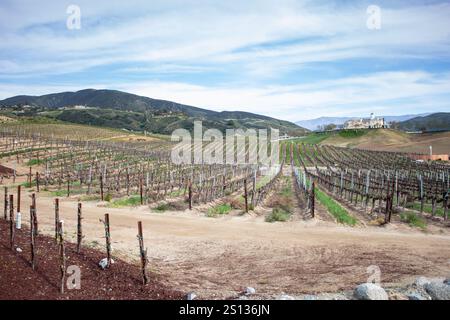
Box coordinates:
[0,125,449,299]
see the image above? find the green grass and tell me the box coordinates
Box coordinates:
[107,195,142,208]
[256,175,272,189]
[50,188,85,197]
[298,132,332,145]
[207,203,232,217]
[406,202,445,217]
[265,207,292,222]
[400,212,427,229]
[337,129,368,138]
[154,203,170,212]
[21,181,35,188]
[315,188,357,226]
[79,194,101,201]
[168,189,185,197]
[280,184,292,197]
[26,158,45,166]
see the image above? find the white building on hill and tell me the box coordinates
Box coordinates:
[344,113,386,129]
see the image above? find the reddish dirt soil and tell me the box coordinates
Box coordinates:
[0,219,184,300]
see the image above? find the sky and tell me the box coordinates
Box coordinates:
[0,0,449,121]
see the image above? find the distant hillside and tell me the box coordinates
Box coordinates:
[395,113,450,132]
[0,89,307,135]
[296,114,430,131]
[297,129,450,154]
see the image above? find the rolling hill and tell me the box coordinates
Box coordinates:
[0,89,307,136]
[296,129,450,155]
[394,112,450,132]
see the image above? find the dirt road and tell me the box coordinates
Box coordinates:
[2,186,449,299]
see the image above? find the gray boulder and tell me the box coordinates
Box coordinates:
[186,292,197,300]
[407,293,428,300]
[424,282,450,300]
[244,287,256,295]
[354,283,388,300]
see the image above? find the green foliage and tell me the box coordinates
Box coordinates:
[337,129,368,138]
[154,203,170,212]
[108,195,142,208]
[297,132,332,145]
[265,208,292,222]
[79,194,101,201]
[406,202,444,217]
[26,158,45,166]
[51,190,68,197]
[104,193,113,202]
[400,212,427,229]
[207,203,232,217]
[315,188,357,226]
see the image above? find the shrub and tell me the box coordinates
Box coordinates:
[207,203,232,217]
[154,203,170,212]
[265,208,291,222]
[104,193,113,202]
[108,195,141,208]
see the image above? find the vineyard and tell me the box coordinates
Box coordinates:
[0,125,449,299]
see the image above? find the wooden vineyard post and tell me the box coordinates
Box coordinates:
[54,198,59,242]
[100,213,112,268]
[310,182,315,218]
[139,177,144,205]
[100,174,104,201]
[251,170,257,209]
[77,203,82,253]
[137,221,148,285]
[17,185,21,216]
[28,166,32,186]
[30,205,36,270]
[4,187,8,220]
[188,182,192,210]
[58,221,66,294]
[67,178,70,198]
[243,179,249,213]
[9,194,14,250]
[31,193,38,236]
[36,172,40,192]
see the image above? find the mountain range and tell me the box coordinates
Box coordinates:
[0,89,307,135]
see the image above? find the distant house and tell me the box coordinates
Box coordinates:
[344,113,386,129]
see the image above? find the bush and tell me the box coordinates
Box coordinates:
[108,195,141,208]
[104,193,112,202]
[265,208,291,222]
[154,203,170,212]
[207,203,232,217]
[26,158,45,166]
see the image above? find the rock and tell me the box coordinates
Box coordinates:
[244,287,256,295]
[444,279,450,285]
[408,293,427,300]
[424,282,450,300]
[186,292,197,300]
[98,258,115,269]
[354,283,388,300]
[415,276,446,287]
[16,247,22,253]
[277,294,295,300]
[414,276,430,287]
[303,295,317,300]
